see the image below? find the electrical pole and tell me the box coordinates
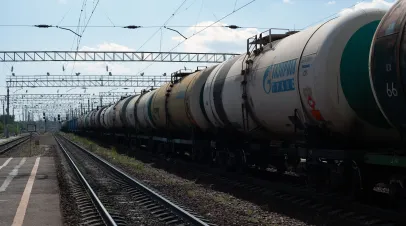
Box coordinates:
[88,99,90,113]
[5,87,9,138]
[100,95,103,107]
[2,97,5,138]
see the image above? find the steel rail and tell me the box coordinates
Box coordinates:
[54,136,117,226]
[0,135,31,155]
[58,134,210,226]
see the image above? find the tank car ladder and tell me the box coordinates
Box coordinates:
[240,30,273,132]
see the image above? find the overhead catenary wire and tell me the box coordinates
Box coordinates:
[301,0,366,29]
[135,0,188,52]
[136,0,258,75]
[0,24,272,30]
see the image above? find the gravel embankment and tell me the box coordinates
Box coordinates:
[54,137,82,226]
[63,133,313,226]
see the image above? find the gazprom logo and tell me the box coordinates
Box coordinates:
[263,59,297,94]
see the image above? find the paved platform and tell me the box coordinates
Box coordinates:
[0,157,62,226]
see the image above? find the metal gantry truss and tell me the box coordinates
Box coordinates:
[1,93,91,121]
[98,91,139,106]
[0,51,239,62]
[10,94,90,101]
[7,75,171,88]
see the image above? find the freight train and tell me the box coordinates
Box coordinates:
[62,2,406,201]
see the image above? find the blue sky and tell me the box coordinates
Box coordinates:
[0,0,397,120]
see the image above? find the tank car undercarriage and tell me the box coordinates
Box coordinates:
[67,125,406,209]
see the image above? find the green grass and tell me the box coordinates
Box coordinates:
[61,132,144,171]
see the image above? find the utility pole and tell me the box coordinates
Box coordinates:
[88,99,90,113]
[5,87,9,138]
[2,97,5,138]
[100,95,103,107]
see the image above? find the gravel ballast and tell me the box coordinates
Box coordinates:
[1,133,57,157]
[54,137,82,226]
[63,133,313,226]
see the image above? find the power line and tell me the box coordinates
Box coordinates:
[301,0,366,29]
[0,24,272,29]
[137,0,258,74]
[135,0,188,52]
[79,0,100,37]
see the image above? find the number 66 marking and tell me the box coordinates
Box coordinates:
[387,82,398,97]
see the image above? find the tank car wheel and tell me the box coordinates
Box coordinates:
[148,138,156,153]
[225,149,247,172]
[236,148,248,172]
[389,182,402,208]
[191,146,204,163]
[388,178,406,209]
[347,161,374,200]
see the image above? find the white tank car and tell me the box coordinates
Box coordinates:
[136,90,157,132]
[112,96,132,128]
[203,62,227,128]
[245,8,397,141]
[104,105,115,129]
[89,110,97,128]
[100,106,109,129]
[118,96,136,128]
[125,95,141,129]
[94,107,105,128]
[203,54,266,135]
[183,68,215,131]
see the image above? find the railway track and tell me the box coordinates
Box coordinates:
[54,134,214,226]
[0,135,30,155]
[80,135,404,226]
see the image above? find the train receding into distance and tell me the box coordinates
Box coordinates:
[62,1,406,200]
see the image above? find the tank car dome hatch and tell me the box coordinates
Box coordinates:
[369,0,406,132]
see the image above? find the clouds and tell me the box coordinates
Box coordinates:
[327,1,336,5]
[339,0,396,15]
[57,0,67,4]
[171,21,259,53]
[283,0,294,4]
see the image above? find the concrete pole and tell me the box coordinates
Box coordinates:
[5,87,9,138]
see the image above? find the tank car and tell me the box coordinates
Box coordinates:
[103,104,115,130]
[370,0,406,136]
[94,106,106,129]
[125,95,141,129]
[63,5,406,200]
[111,96,133,130]
[203,8,397,149]
[367,0,406,204]
[135,89,157,132]
[150,68,213,136]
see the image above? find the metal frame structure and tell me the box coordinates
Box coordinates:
[7,75,171,88]
[98,91,137,106]
[0,51,239,63]
[9,94,90,101]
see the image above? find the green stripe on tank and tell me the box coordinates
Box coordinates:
[340,20,391,129]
